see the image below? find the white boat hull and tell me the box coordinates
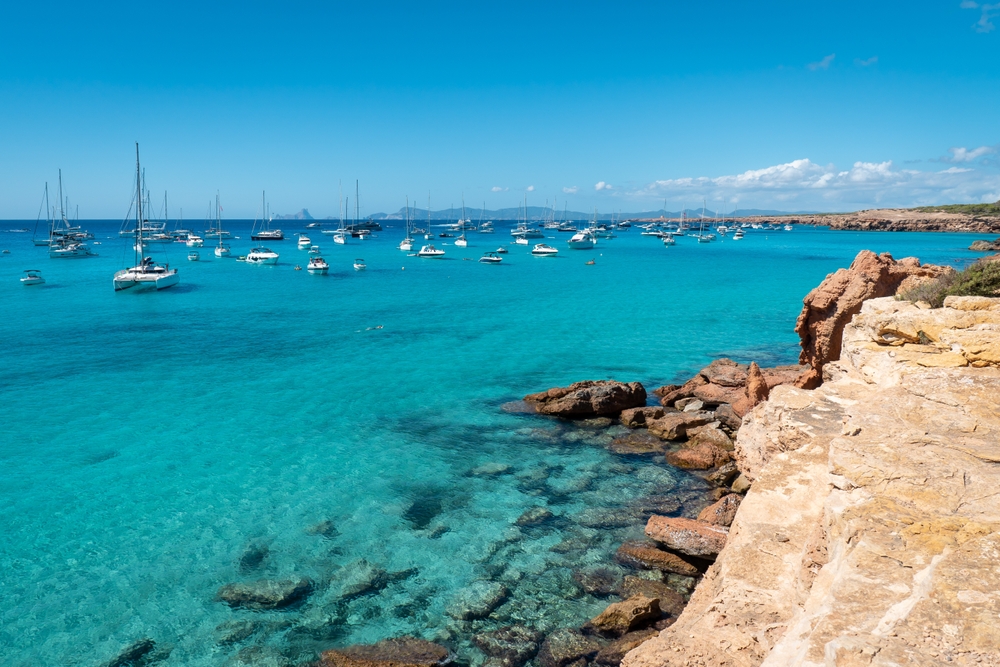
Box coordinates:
[113,268,180,291]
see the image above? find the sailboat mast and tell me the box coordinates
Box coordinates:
[58,169,65,224]
[355,180,359,227]
[135,143,142,264]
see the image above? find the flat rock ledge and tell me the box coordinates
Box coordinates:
[623,296,1000,667]
[524,381,647,418]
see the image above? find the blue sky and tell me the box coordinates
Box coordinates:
[1,1,998,218]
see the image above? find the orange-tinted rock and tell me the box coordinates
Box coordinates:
[524,381,647,418]
[646,413,712,440]
[614,540,702,576]
[732,361,770,417]
[645,516,728,558]
[696,493,742,527]
[587,595,661,636]
[665,442,730,470]
[794,250,952,388]
[320,637,451,667]
[593,629,658,666]
[619,406,665,428]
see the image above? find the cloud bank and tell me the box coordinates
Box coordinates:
[626,150,999,209]
[808,53,836,70]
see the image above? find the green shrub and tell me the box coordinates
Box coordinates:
[898,259,1000,308]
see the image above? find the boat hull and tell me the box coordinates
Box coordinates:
[113,269,180,292]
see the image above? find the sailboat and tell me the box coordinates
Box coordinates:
[251,191,284,240]
[49,171,97,258]
[213,194,231,257]
[32,183,54,246]
[113,144,180,291]
[455,199,469,248]
[399,196,414,251]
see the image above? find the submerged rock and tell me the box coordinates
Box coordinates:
[619,577,686,617]
[320,637,452,667]
[238,542,270,572]
[537,628,601,667]
[516,507,554,526]
[586,595,661,636]
[335,560,388,598]
[215,619,260,645]
[472,625,544,667]
[103,638,160,667]
[606,432,667,455]
[446,580,509,620]
[471,462,513,476]
[225,646,292,667]
[524,381,647,418]
[645,516,728,558]
[306,520,339,538]
[217,578,313,609]
[614,541,701,576]
[572,567,624,596]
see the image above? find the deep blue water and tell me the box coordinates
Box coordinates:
[0,220,984,665]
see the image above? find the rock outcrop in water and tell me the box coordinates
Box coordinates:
[623,295,1000,667]
[320,637,452,667]
[524,381,647,418]
[217,578,313,609]
[793,250,952,388]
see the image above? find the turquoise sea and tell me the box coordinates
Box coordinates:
[0,221,985,666]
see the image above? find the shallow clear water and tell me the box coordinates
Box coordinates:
[0,221,984,665]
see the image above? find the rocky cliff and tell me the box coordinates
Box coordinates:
[623,295,1000,667]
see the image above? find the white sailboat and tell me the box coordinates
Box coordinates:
[251,191,284,241]
[113,144,180,291]
[399,196,414,251]
[455,199,469,248]
[213,194,231,257]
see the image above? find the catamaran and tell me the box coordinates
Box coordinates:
[113,144,180,291]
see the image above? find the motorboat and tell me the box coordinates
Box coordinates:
[49,240,97,258]
[417,245,445,258]
[496,246,508,254]
[353,258,366,271]
[309,245,321,255]
[531,243,558,256]
[203,228,232,239]
[245,247,279,265]
[114,255,180,291]
[511,225,544,239]
[399,238,413,251]
[784,224,794,231]
[514,237,529,245]
[307,257,329,273]
[557,225,578,232]
[662,234,676,246]
[567,231,596,250]
[479,251,502,264]
[351,229,371,239]
[20,269,45,285]
[186,235,204,247]
[297,235,312,249]
[479,221,494,233]
[439,232,454,238]
[733,229,745,240]
[188,251,200,261]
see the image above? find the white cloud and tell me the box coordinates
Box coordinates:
[491,186,507,192]
[963,1,1000,31]
[562,186,579,194]
[807,53,835,71]
[630,154,1000,210]
[525,185,535,192]
[944,145,997,162]
[594,181,613,191]
[854,56,878,67]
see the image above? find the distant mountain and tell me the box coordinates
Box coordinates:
[273,209,314,220]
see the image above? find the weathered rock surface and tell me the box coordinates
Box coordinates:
[793,250,952,388]
[624,296,1000,667]
[657,359,806,408]
[969,238,1000,251]
[731,361,769,417]
[664,441,730,470]
[696,494,742,527]
[645,516,728,558]
[619,577,686,617]
[594,630,659,667]
[104,638,159,667]
[537,629,601,667]
[320,638,452,667]
[524,381,647,418]
[614,541,702,576]
[587,595,661,636]
[516,507,554,526]
[217,578,313,609]
[646,412,712,440]
[619,406,666,428]
[473,625,544,667]
[572,567,625,596]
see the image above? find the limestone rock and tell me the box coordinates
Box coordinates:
[471,462,512,476]
[686,425,733,452]
[572,567,624,596]
[969,238,1000,251]
[696,494,742,527]
[645,516,728,558]
[446,580,509,620]
[646,412,712,440]
[472,625,543,667]
[516,507,553,526]
[664,442,730,470]
[537,629,600,667]
[619,577,686,617]
[320,638,451,667]
[619,406,665,428]
[614,541,701,576]
[217,578,313,609]
[793,250,952,388]
[732,361,769,417]
[587,595,661,636]
[524,381,647,418]
[607,432,668,455]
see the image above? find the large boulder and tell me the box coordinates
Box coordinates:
[593,630,658,667]
[619,577,686,617]
[657,359,806,407]
[646,413,713,440]
[664,442,730,470]
[614,541,702,576]
[794,250,952,388]
[732,361,770,417]
[320,638,451,667]
[473,625,544,667]
[446,580,509,620]
[696,494,742,527]
[645,516,728,558]
[217,578,313,609]
[619,406,665,428]
[524,381,647,418]
[586,595,661,636]
[537,629,601,667]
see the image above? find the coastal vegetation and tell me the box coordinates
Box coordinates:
[899,256,1000,307]
[911,201,1000,217]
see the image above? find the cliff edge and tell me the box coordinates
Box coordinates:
[623,295,1000,666]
